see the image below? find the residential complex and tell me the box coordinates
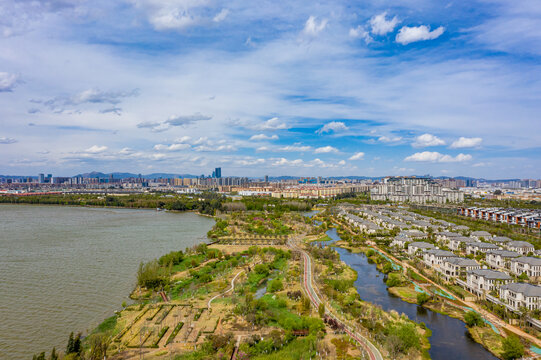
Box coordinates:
[370,176,464,204]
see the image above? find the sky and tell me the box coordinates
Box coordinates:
[1,0,540,179]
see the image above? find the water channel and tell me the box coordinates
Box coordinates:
[317,227,498,360]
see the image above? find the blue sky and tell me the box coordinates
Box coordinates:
[0,0,540,178]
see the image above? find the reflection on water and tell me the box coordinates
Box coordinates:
[0,205,214,359]
[316,228,497,360]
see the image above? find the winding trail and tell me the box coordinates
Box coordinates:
[208,270,244,310]
[288,237,383,360]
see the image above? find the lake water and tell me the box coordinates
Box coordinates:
[319,228,498,360]
[0,205,214,359]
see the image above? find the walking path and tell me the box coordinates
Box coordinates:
[288,237,383,360]
[208,270,244,309]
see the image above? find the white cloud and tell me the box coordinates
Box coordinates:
[0,137,17,144]
[213,9,229,22]
[153,143,190,151]
[250,134,279,141]
[370,12,400,36]
[378,136,402,143]
[0,72,19,92]
[85,145,108,154]
[130,0,209,31]
[450,137,483,148]
[253,117,288,131]
[349,152,365,160]
[396,25,445,45]
[236,158,265,166]
[338,160,346,166]
[314,145,338,154]
[349,26,372,43]
[272,158,304,167]
[303,16,328,36]
[316,121,348,134]
[278,145,312,152]
[404,151,472,163]
[412,133,446,147]
[166,113,212,126]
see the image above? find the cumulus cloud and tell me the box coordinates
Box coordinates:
[378,135,402,143]
[0,136,17,144]
[349,152,365,160]
[349,26,372,43]
[253,117,289,131]
[314,145,338,154]
[278,145,312,152]
[138,113,211,132]
[404,151,472,163]
[250,134,279,141]
[272,158,304,167]
[450,137,483,148]
[165,113,212,126]
[0,72,19,92]
[412,133,446,147]
[316,121,348,134]
[303,16,327,36]
[396,25,445,45]
[85,145,108,154]
[153,143,191,151]
[370,12,400,35]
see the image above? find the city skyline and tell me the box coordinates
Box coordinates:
[1,1,541,178]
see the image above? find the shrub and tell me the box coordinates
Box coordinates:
[501,336,524,360]
[417,292,431,306]
[386,273,402,288]
[464,311,484,327]
[268,279,284,293]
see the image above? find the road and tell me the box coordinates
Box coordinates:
[288,239,383,360]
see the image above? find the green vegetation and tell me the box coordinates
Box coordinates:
[501,335,524,360]
[464,311,484,327]
[386,273,403,287]
[417,293,431,306]
[385,323,421,358]
[0,192,225,215]
[166,322,184,345]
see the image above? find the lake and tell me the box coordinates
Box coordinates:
[0,205,214,359]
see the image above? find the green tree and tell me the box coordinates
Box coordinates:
[518,272,529,282]
[49,347,58,360]
[417,292,431,306]
[464,311,484,327]
[501,336,524,360]
[268,279,283,293]
[386,273,402,287]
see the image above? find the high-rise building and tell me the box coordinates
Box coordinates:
[38,173,45,183]
[264,175,269,183]
[214,167,221,178]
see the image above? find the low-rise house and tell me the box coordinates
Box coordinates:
[436,231,461,244]
[486,250,520,269]
[448,236,478,251]
[408,242,435,256]
[491,236,512,244]
[470,231,492,241]
[423,249,457,269]
[442,257,480,278]
[466,242,499,255]
[506,241,535,255]
[466,269,512,295]
[500,283,541,311]
[390,235,410,249]
[509,256,541,278]
[404,229,427,239]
